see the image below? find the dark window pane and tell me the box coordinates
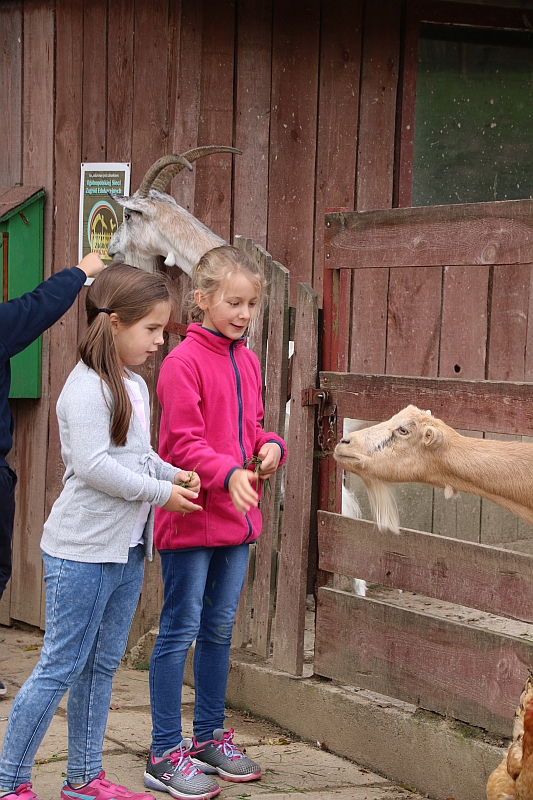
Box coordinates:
[413,23,533,206]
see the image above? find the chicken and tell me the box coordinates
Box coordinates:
[516,700,533,799]
[487,756,520,800]
[486,674,533,800]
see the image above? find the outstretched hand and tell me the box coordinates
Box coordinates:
[228,469,259,515]
[77,251,105,279]
[162,484,202,514]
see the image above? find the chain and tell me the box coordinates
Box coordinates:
[326,404,337,452]
[317,412,325,452]
[316,403,337,458]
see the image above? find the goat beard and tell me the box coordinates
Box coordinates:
[363,478,400,535]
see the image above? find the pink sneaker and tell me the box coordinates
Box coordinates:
[61,772,155,800]
[1,784,42,800]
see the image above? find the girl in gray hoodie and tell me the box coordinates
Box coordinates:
[0,264,206,800]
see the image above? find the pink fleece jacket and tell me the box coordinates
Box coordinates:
[154,324,286,550]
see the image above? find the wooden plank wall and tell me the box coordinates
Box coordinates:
[0,0,374,630]
[5,0,530,639]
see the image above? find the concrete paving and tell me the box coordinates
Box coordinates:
[0,624,429,800]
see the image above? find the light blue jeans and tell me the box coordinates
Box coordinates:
[0,545,144,790]
[149,544,249,755]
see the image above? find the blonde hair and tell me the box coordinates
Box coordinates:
[190,245,266,336]
[79,263,174,447]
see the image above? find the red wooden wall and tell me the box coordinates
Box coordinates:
[2,0,532,631]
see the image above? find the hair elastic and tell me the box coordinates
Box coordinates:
[97,308,112,315]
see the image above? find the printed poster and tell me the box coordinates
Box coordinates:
[78,163,131,272]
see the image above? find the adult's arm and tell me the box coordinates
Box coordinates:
[0,252,104,359]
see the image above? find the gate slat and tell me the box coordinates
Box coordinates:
[273,283,318,675]
[320,372,533,436]
[251,260,289,656]
[315,585,533,736]
[318,511,533,623]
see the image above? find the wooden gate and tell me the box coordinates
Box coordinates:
[311,199,533,736]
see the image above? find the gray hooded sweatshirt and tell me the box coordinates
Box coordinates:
[41,361,179,563]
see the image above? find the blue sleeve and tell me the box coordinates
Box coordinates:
[0,267,85,360]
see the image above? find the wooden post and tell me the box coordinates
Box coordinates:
[251,260,289,656]
[232,234,256,648]
[273,282,318,675]
[231,238,283,650]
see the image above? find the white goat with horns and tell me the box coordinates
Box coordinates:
[108,145,242,275]
[334,405,533,534]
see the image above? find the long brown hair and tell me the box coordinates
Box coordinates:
[79,263,174,446]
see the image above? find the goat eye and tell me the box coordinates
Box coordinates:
[397,426,409,435]
[123,212,131,220]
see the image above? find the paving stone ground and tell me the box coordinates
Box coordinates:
[0,624,429,800]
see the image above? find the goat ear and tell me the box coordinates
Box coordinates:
[109,194,150,216]
[422,425,442,447]
[109,193,129,207]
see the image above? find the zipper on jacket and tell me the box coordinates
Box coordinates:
[230,341,253,541]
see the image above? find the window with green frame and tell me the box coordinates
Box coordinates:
[412,23,533,207]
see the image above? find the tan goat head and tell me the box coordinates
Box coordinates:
[335,404,533,533]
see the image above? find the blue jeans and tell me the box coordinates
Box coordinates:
[149,545,249,755]
[0,545,144,790]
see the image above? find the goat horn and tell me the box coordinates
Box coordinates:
[136,154,194,198]
[150,146,243,194]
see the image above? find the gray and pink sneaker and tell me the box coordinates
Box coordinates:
[190,729,261,783]
[144,740,220,800]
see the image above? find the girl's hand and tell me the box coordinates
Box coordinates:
[228,469,259,515]
[175,469,201,494]
[256,442,282,479]
[162,484,202,514]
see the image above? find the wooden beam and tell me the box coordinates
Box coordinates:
[318,511,533,623]
[324,200,533,270]
[315,584,533,736]
[319,372,533,436]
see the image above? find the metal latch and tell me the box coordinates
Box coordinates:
[301,387,329,413]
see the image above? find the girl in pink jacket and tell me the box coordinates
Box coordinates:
[145,246,286,799]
